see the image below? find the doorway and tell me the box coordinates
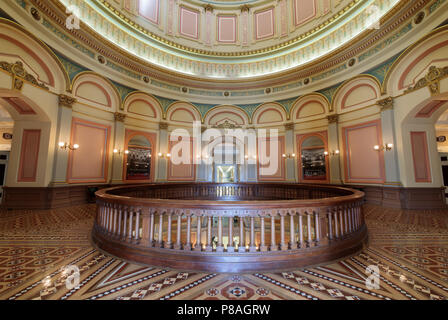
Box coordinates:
[216,164,236,183]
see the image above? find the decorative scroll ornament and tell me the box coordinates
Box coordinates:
[404,66,448,96]
[58,94,77,108]
[212,120,242,129]
[0,61,49,91]
[327,114,339,124]
[114,112,126,122]
[377,96,394,111]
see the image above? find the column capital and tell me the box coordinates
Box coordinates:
[58,94,77,108]
[204,4,213,12]
[284,122,294,131]
[159,122,169,130]
[377,96,394,111]
[114,112,126,122]
[327,114,338,124]
[240,4,250,12]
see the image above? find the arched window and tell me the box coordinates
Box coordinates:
[126,135,152,180]
[299,135,329,182]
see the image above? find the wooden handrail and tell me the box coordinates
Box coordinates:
[92,183,367,273]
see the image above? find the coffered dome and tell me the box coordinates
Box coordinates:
[60,0,400,79]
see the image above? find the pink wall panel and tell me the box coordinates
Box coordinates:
[255,8,275,40]
[179,7,199,39]
[18,129,41,182]
[167,137,195,181]
[67,118,111,183]
[294,0,316,26]
[138,0,159,24]
[410,131,432,183]
[218,16,237,43]
[257,136,285,181]
[342,120,385,184]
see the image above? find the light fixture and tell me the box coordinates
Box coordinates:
[58,142,79,151]
[282,153,296,158]
[374,143,393,151]
[326,150,340,156]
[113,148,128,155]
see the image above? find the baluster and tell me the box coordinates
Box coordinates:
[328,208,333,241]
[347,205,353,233]
[194,215,201,251]
[112,206,117,235]
[166,213,172,248]
[227,216,234,253]
[306,211,312,247]
[314,210,320,245]
[270,214,277,251]
[149,211,155,246]
[260,216,267,251]
[205,216,212,252]
[157,212,163,247]
[298,213,304,248]
[249,216,256,252]
[333,208,339,239]
[123,207,128,239]
[128,208,133,241]
[185,215,192,250]
[289,213,298,249]
[280,214,288,251]
[238,217,245,252]
[105,204,110,233]
[117,206,122,237]
[174,214,182,250]
[339,206,344,237]
[216,216,224,252]
[344,206,349,234]
[134,209,140,241]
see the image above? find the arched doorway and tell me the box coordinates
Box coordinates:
[125,135,152,181]
[297,133,330,183]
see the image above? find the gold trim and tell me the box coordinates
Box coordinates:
[0,18,70,91]
[382,24,448,94]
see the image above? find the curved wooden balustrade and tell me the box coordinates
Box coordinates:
[92,183,367,273]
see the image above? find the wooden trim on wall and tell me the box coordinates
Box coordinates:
[17,129,41,182]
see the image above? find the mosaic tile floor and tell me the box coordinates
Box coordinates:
[0,204,447,300]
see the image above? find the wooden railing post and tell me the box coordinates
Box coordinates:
[174,213,182,250]
[289,212,298,249]
[280,211,288,251]
[166,212,173,249]
[205,215,212,252]
[260,215,268,252]
[298,211,304,248]
[216,216,224,252]
[185,213,192,250]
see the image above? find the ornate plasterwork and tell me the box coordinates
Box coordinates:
[58,94,77,108]
[0,60,49,90]
[377,96,394,111]
[114,112,126,122]
[212,120,242,129]
[56,0,400,79]
[404,66,448,96]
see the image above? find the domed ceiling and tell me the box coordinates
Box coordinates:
[59,0,400,79]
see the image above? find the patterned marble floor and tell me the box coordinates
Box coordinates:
[0,204,447,300]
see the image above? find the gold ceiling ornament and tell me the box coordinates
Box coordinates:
[327,114,339,124]
[377,97,394,111]
[213,120,242,129]
[58,94,77,108]
[114,112,126,122]
[404,65,448,96]
[0,60,49,91]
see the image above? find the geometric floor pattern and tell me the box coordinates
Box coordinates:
[0,204,447,300]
